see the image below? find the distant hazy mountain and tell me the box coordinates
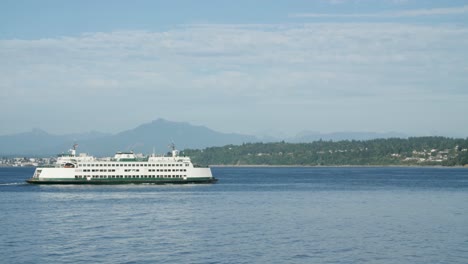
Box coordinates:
[76,119,258,156]
[0,119,258,156]
[288,131,408,142]
[0,128,110,156]
[0,119,410,156]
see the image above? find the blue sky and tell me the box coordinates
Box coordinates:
[1,0,468,137]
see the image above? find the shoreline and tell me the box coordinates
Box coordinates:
[1,164,467,168]
[210,164,468,168]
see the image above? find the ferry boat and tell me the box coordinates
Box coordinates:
[26,144,217,184]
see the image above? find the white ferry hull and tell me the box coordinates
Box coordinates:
[27,167,217,184]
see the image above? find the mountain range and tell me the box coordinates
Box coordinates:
[0,118,408,156]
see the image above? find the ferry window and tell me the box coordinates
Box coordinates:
[185,164,189,166]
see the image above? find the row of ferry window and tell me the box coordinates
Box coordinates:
[82,169,117,172]
[79,163,189,167]
[81,169,187,173]
[75,175,185,179]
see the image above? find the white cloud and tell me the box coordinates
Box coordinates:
[0,22,467,135]
[292,5,468,18]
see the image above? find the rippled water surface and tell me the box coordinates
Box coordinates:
[1,167,468,263]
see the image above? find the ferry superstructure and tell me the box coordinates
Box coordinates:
[26,144,217,184]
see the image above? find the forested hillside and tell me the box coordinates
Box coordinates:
[184,137,468,166]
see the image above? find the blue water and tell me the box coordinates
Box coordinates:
[1,167,468,263]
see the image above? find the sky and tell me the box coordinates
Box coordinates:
[1,0,467,138]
